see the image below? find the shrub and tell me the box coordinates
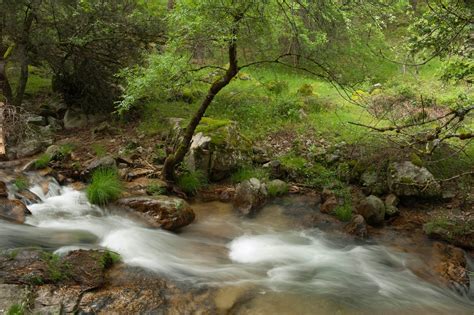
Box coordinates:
[176,170,207,195]
[86,168,123,205]
[231,166,269,183]
[34,154,52,169]
[334,204,352,222]
[264,80,288,95]
[14,177,29,191]
[297,83,314,96]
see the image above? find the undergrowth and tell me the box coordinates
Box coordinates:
[86,168,123,205]
[176,169,207,195]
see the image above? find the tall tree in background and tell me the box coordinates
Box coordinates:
[118,0,392,180]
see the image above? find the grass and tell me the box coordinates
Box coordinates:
[334,204,353,222]
[176,169,207,195]
[99,250,122,268]
[91,143,108,158]
[58,143,75,157]
[86,168,123,205]
[7,303,26,315]
[230,166,269,183]
[146,181,167,196]
[13,177,29,191]
[34,153,52,169]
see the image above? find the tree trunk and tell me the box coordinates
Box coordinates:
[13,44,29,107]
[0,57,12,102]
[162,34,240,181]
[0,101,6,160]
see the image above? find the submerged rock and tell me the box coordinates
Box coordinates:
[356,195,385,226]
[116,196,195,231]
[0,199,31,224]
[233,178,267,216]
[387,161,441,198]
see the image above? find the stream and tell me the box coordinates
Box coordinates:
[1,176,473,314]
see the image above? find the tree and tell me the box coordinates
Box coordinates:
[118,0,392,181]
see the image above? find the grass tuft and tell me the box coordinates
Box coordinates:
[14,177,29,191]
[230,166,269,183]
[176,169,207,195]
[34,154,52,169]
[86,168,123,205]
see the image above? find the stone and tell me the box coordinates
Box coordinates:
[267,179,289,197]
[344,214,368,239]
[424,217,473,250]
[387,161,441,198]
[321,188,336,202]
[0,284,31,314]
[47,116,63,131]
[116,196,195,231]
[85,156,116,174]
[360,169,388,195]
[27,114,47,126]
[63,108,105,129]
[320,196,338,214]
[356,195,385,226]
[168,118,252,181]
[0,199,31,224]
[14,189,42,205]
[233,178,267,216]
[0,181,7,198]
[431,242,469,292]
[384,194,399,217]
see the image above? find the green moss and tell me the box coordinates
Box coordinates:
[86,168,123,205]
[279,154,307,172]
[99,250,121,268]
[42,252,69,282]
[34,154,52,169]
[14,177,29,191]
[267,181,289,197]
[410,153,424,167]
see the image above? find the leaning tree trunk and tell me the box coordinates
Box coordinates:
[0,56,12,103]
[13,44,29,107]
[162,36,240,181]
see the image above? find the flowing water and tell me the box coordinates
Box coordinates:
[1,178,473,314]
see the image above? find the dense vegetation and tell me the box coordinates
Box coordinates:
[0,0,472,187]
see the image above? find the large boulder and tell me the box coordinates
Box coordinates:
[85,156,116,174]
[360,169,388,195]
[63,108,106,130]
[168,118,252,181]
[233,178,267,216]
[0,199,31,224]
[356,195,385,226]
[116,196,195,231]
[387,161,441,198]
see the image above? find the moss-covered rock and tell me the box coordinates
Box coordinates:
[424,216,474,249]
[387,161,441,198]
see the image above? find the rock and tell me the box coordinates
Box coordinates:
[233,178,267,216]
[356,195,385,226]
[13,139,45,158]
[0,181,7,198]
[124,168,155,181]
[321,188,336,202]
[27,114,47,126]
[424,217,474,249]
[262,160,283,178]
[431,242,469,292]
[360,169,388,195]
[116,196,195,231]
[344,214,368,239]
[384,194,399,217]
[85,156,116,174]
[46,116,63,131]
[252,146,270,164]
[14,189,42,205]
[387,161,441,198]
[169,118,252,181]
[0,199,31,223]
[0,284,31,314]
[63,108,106,129]
[320,196,338,214]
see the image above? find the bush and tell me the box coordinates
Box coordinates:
[34,154,52,169]
[297,83,314,96]
[176,170,207,195]
[86,168,123,205]
[231,166,269,183]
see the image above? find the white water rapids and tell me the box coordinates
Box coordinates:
[1,181,473,314]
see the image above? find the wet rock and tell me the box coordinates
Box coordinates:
[169,118,252,181]
[0,199,31,223]
[0,181,7,198]
[356,195,385,226]
[85,156,116,174]
[233,178,267,216]
[0,249,117,287]
[424,217,474,250]
[14,189,41,205]
[387,161,441,198]
[431,242,469,292]
[0,284,31,313]
[344,214,368,239]
[116,196,195,231]
[320,196,338,214]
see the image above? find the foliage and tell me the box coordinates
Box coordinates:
[86,168,123,205]
[231,166,269,184]
[34,154,52,169]
[176,169,207,195]
[334,204,352,222]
